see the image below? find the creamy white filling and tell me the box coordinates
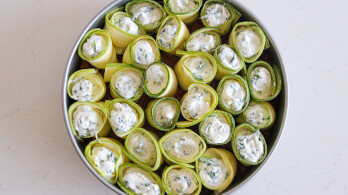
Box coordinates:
[128,131,156,166]
[157,19,178,49]
[184,56,214,81]
[112,14,141,35]
[182,87,211,120]
[236,30,262,58]
[243,102,270,128]
[82,35,106,58]
[73,105,102,137]
[91,145,117,179]
[201,113,230,144]
[71,77,96,101]
[202,4,230,27]
[250,67,273,99]
[186,33,216,52]
[114,70,142,99]
[133,40,156,68]
[122,167,161,195]
[221,79,246,112]
[217,45,241,70]
[198,157,229,189]
[129,2,163,26]
[168,0,200,13]
[236,130,264,163]
[154,101,177,128]
[110,103,137,133]
[146,64,167,94]
[167,168,199,195]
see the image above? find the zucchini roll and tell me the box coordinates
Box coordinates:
[199,110,234,145]
[84,137,129,184]
[104,9,146,55]
[78,29,117,69]
[143,62,178,98]
[68,101,110,139]
[200,0,241,35]
[145,97,181,131]
[247,61,282,101]
[228,21,269,63]
[184,27,222,54]
[67,69,106,102]
[214,44,245,80]
[117,163,164,195]
[122,35,161,70]
[106,98,144,139]
[231,124,267,166]
[195,148,237,192]
[163,0,203,24]
[125,0,166,33]
[156,15,189,55]
[217,75,250,115]
[236,101,276,130]
[177,83,218,128]
[159,129,206,167]
[174,51,217,91]
[162,165,202,195]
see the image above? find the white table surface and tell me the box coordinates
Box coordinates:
[1,0,347,194]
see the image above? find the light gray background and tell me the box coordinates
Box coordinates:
[0,0,347,194]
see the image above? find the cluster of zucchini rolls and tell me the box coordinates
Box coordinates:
[67,0,282,194]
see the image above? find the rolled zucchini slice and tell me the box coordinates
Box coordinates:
[145,97,181,131]
[217,74,250,115]
[164,0,203,24]
[247,61,282,101]
[159,129,206,167]
[162,164,202,195]
[231,123,267,166]
[104,9,146,55]
[122,35,161,70]
[174,51,217,91]
[156,15,189,55]
[228,21,269,63]
[68,101,110,139]
[117,163,164,195]
[200,0,241,35]
[177,83,218,127]
[125,0,166,33]
[67,69,106,102]
[78,28,117,69]
[236,101,276,130]
[214,44,245,80]
[143,62,178,98]
[125,128,163,171]
[184,27,222,54]
[199,110,235,145]
[106,98,144,139]
[195,148,237,192]
[84,137,129,184]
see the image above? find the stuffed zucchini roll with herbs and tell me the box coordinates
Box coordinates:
[68,101,110,139]
[231,124,267,166]
[200,0,241,35]
[228,21,269,63]
[214,44,245,79]
[122,35,161,70]
[106,98,144,139]
[199,110,234,145]
[177,83,218,127]
[143,62,178,98]
[156,15,189,55]
[195,148,237,193]
[117,163,164,195]
[125,0,166,33]
[184,27,222,54]
[159,129,206,167]
[125,128,163,171]
[164,0,203,24]
[236,101,276,130]
[162,164,202,195]
[84,137,129,184]
[104,9,146,55]
[217,75,250,115]
[78,29,117,69]
[247,61,282,101]
[67,69,106,102]
[145,97,180,131]
[174,51,217,91]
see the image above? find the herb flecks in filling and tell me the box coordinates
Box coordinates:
[128,132,157,166]
[249,66,273,99]
[202,3,230,27]
[73,105,103,137]
[236,130,264,163]
[186,33,217,52]
[168,0,200,13]
[182,87,211,120]
[236,29,262,58]
[112,14,141,35]
[167,168,199,195]
[122,167,161,195]
[146,64,167,94]
[243,102,270,127]
[91,145,117,179]
[184,56,214,81]
[71,77,96,101]
[82,35,106,58]
[198,157,229,189]
[130,2,163,26]
[154,101,177,128]
[157,19,178,49]
[110,102,137,133]
[133,40,156,68]
[217,45,241,70]
[201,113,230,144]
[221,79,246,112]
[114,70,142,99]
